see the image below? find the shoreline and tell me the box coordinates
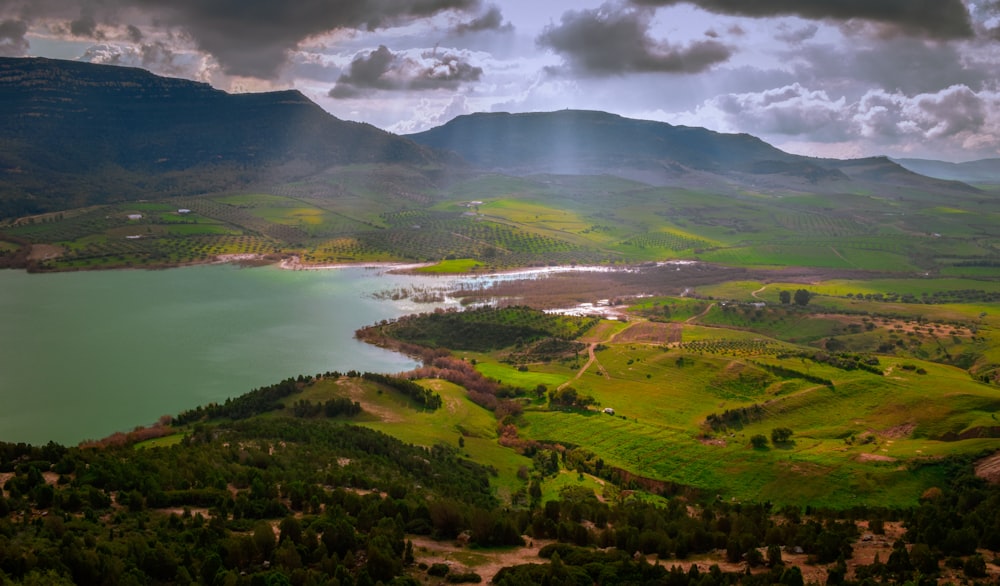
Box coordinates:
[276,255,434,272]
[11,249,704,277]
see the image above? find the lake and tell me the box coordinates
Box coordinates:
[0,264,471,445]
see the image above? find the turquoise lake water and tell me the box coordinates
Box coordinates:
[0,264,465,445]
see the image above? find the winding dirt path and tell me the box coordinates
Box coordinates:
[829,246,857,268]
[685,302,715,323]
[751,285,767,299]
[559,321,632,389]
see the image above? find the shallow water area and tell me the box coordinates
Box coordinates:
[0,263,468,445]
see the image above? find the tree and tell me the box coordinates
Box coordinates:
[750,434,769,449]
[771,428,793,444]
[793,289,811,306]
[767,544,783,567]
[779,290,791,305]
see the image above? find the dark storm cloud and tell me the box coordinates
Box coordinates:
[69,15,97,38]
[455,5,512,34]
[0,18,27,56]
[630,0,974,39]
[126,23,142,42]
[787,39,990,97]
[0,0,482,78]
[538,3,731,75]
[328,44,482,98]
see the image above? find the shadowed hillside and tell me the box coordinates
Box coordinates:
[407,110,977,196]
[0,57,445,218]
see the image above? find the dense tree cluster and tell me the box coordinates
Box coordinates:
[705,405,765,432]
[292,397,363,418]
[0,417,505,585]
[172,377,306,424]
[360,372,442,410]
[360,306,599,352]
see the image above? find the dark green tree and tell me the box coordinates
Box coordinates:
[771,427,793,444]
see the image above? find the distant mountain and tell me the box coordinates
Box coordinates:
[0,59,978,220]
[0,57,444,218]
[894,158,1000,184]
[407,110,977,195]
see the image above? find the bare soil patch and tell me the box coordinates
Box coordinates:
[578,320,625,344]
[615,321,671,344]
[408,535,555,583]
[336,378,404,423]
[878,423,916,439]
[856,453,897,463]
[975,450,1000,484]
[28,243,63,261]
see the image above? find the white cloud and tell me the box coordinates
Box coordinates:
[666,83,1000,160]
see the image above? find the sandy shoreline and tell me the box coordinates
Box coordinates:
[277,255,434,272]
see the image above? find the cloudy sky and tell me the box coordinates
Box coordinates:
[2,0,1000,162]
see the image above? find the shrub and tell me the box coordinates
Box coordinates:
[428,563,450,577]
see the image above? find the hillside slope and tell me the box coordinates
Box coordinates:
[895,157,1000,184]
[407,110,977,196]
[0,57,444,218]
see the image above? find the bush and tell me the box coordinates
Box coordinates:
[963,554,987,578]
[428,563,450,577]
[771,427,793,444]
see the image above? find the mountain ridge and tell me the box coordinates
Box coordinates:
[894,157,1000,184]
[405,109,978,196]
[0,57,980,220]
[0,57,446,218]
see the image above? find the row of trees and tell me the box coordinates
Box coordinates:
[778,289,812,306]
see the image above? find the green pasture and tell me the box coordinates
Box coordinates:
[628,297,712,321]
[692,280,767,300]
[940,265,1000,278]
[472,358,569,391]
[698,243,918,272]
[481,199,592,233]
[520,367,1000,508]
[540,470,608,504]
[415,258,484,273]
[485,307,1000,508]
[795,277,1000,297]
[133,433,187,449]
